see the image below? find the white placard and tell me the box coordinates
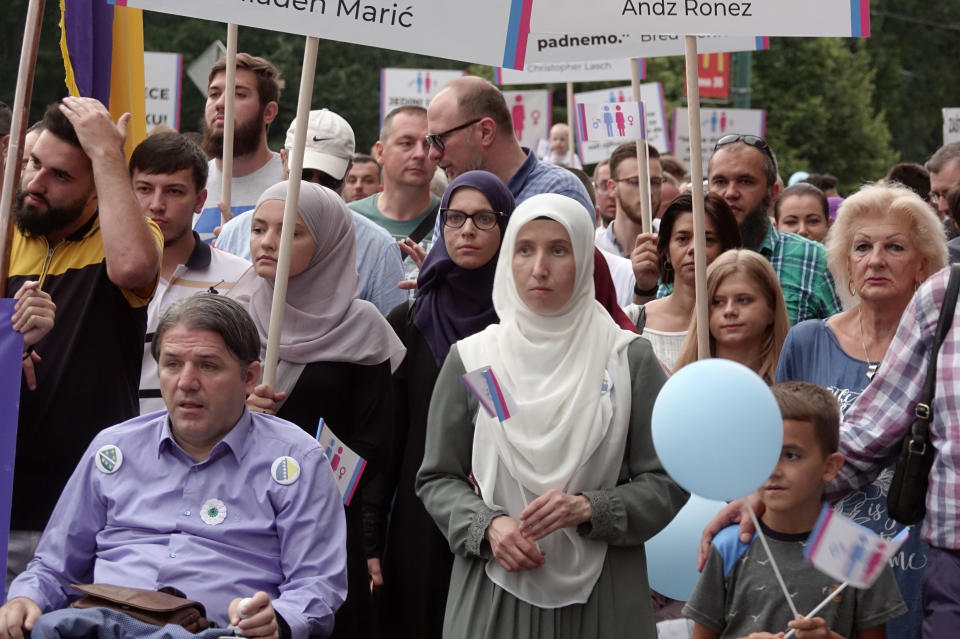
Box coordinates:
[122,0,532,69]
[672,106,766,175]
[380,68,465,122]
[577,101,645,141]
[521,33,767,64]
[144,52,183,131]
[944,108,960,145]
[529,0,871,38]
[503,90,552,149]
[496,58,643,85]
[574,83,669,165]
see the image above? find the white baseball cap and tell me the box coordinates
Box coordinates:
[284,109,355,180]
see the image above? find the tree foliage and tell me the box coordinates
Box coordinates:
[750,37,897,193]
[2,1,957,193]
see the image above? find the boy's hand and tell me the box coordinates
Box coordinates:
[786,615,843,639]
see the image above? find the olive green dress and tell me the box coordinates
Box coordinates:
[416,339,689,639]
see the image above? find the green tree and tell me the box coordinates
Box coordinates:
[751,37,897,194]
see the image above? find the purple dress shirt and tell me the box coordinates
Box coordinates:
[7,409,347,639]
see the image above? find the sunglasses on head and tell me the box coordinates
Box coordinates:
[714,134,776,165]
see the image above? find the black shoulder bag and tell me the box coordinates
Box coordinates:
[887,264,960,525]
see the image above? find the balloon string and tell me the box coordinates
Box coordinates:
[746,500,800,619]
[782,582,848,639]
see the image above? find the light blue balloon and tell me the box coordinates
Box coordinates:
[646,495,727,601]
[652,359,782,501]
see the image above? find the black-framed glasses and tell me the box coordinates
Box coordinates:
[425,118,483,152]
[441,208,505,231]
[613,176,664,189]
[714,134,777,166]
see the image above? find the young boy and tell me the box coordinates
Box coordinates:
[683,382,906,638]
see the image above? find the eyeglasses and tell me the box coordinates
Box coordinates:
[441,208,504,231]
[613,176,664,189]
[425,118,483,152]
[930,191,948,206]
[714,134,777,166]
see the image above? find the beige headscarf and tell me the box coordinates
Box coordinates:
[229,181,405,399]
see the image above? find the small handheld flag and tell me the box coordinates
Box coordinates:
[315,418,367,506]
[460,366,518,422]
[805,505,910,589]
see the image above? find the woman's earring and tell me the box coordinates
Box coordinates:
[848,280,857,297]
[664,261,673,272]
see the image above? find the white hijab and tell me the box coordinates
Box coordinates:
[457,193,638,607]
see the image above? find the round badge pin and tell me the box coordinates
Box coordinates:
[95,445,123,474]
[271,456,301,485]
[200,498,227,525]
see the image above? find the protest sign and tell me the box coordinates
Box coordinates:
[672,106,765,174]
[144,52,182,130]
[380,68,465,122]
[529,0,871,38]
[495,58,644,85]
[503,90,552,149]
[945,108,960,145]
[0,299,25,594]
[577,101,645,142]
[520,33,767,64]
[805,505,911,589]
[575,83,668,165]
[316,419,367,506]
[116,0,532,69]
[697,52,729,99]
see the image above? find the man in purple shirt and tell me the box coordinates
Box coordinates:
[0,295,347,639]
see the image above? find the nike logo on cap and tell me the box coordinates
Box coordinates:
[313,136,334,142]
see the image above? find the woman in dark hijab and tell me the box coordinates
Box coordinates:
[377,171,515,639]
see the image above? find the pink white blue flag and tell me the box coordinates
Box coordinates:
[805,504,910,589]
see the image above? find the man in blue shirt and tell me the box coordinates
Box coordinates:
[1,295,347,639]
[425,76,592,216]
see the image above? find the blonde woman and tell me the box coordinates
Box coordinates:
[674,249,789,383]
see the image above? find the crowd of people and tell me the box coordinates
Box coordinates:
[2,50,960,639]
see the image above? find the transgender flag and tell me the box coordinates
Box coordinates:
[58,0,147,157]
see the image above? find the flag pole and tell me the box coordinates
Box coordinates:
[630,57,652,233]
[0,0,44,284]
[262,36,319,387]
[565,81,575,166]
[219,23,238,225]
[684,35,710,360]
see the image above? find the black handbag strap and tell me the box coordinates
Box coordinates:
[407,203,439,246]
[911,264,960,441]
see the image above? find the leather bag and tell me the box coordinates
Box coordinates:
[69,583,209,632]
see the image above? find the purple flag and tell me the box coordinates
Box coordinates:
[0,299,24,594]
[62,0,115,103]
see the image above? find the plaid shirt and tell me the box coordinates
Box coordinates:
[828,267,960,549]
[758,225,841,325]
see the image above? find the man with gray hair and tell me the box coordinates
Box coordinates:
[926,142,960,221]
[1,294,347,639]
[350,105,439,281]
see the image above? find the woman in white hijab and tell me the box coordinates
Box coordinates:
[230,181,405,639]
[416,193,688,639]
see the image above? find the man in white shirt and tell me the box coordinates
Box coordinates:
[193,53,285,242]
[131,132,251,414]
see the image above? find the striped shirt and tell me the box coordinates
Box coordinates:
[828,266,959,549]
[139,233,251,414]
